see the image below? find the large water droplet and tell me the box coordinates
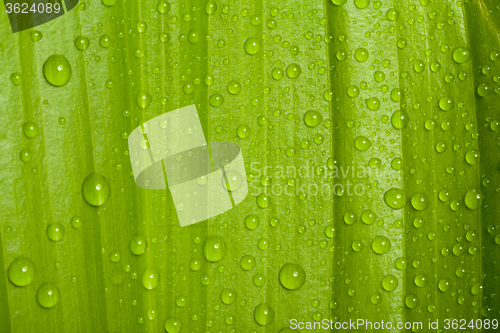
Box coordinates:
[37,282,60,308]
[286,63,301,79]
[82,173,110,206]
[165,318,181,333]
[130,234,147,255]
[411,193,429,211]
[43,55,71,87]
[23,121,39,138]
[279,263,306,290]
[8,257,35,287]
[384,188,406,209]
[142,268,159,290]
[220,288,236,304]
[137,91,152,109]
[391,110,409,129]
[382,274,398,291]
[453,47,470,64]
[303,111,322,127]
[244,38,260,55]
[74,36,90,51]
[372,236,391,254]
[254,303,275,326]
[203,236,227,262]
[405,294,419,309]
[464,188,480,210]
[47,223,65,241]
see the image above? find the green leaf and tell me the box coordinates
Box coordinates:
[1,0,499,332]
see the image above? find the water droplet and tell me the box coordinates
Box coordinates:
[142,268,159,290]
[347,85,359,97]
[465,150,478,165]
[391,110,409,129]
[71,216,82,229]
[237,254,256,271]
[227,80,241,95]
[8,257,35,287]
[205,0,217,14]
[414,274,428,287]
[244,38,260,55]
[74,36,90,51]
[82,173,110,206]
[464,188,480,210]
[382,275,398,291]
[37,282,60,308]
[30,30,43,41]
[244,214,260,229]
[453,47,470,63]
[354,0,370,9]
[411,192,429,211]
[209,93,224,107]
[137,91,152,109]
[236,124,250,139]
[405,294,419,309]
[354,48,369,62]
[354,136,371,151]
[19,149,31,163]
[130,234,147,255]
[43,55,71,87]
[220,288,236,304]
[279,263,306,290]
[386,8,399,21]
[477,83,491,97]
[256,193,269,208]
[372,236,391,254]
[438,279,451,292]
[365,97,380,110]
[331,0,347,5]
[286,63,301,79]
[110,252,120,263]
[254,303,275,326]
[165,318,181,333]
[23,121,39,138]
[10,73,22,85]
[102,0,117,6]
[438,97,455,111]
[47,223,65,241]
[303,110,322,127]
[203,236,227,262]
[99,35,111,48]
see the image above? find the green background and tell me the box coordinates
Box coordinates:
[0,0,499,331]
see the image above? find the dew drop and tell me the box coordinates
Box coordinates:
[279,263,306,290]
[23,121,39,138]
[130,234,147,255]
[142,268,159,290]
[303,110,322,127]
[203,236,227,262]
[254,303,275,326]
[82,173,110,206]
[286,63,301,79]
[43,55,71,87]
[244,38,260,55]
[372,236,391,254]
[8,257,35,287]
[37,282,60,308]
[47,223,65,241]
[165,318,181,333]
[74,36,90,51]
